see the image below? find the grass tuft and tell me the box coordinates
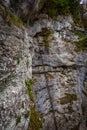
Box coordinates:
[0,4,24,27]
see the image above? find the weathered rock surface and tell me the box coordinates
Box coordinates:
[0,16,32,130]
[1,0,42,22]
[31,16,87,130]
[0,1,87,129]
[80,0,87,28]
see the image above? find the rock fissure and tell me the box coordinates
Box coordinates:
[39,42,58,130]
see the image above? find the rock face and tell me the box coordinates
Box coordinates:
[1,0,42,22]
[30,16,87,130]
[0,1,87,130]
[80,0,87,28]
[0,16,32,130]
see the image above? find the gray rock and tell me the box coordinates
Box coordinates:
[32,16,87,130]
[0,17,32,130]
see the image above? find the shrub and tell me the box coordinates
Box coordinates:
[42,0,80,19]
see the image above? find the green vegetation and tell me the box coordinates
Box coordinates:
[0,4,4,12]
[44,34,52,48]
[76,37,87,50]
[0,4,24,27]
[29,106,43,130]
[39,28,52,49]
[16,116,21,125]
[24,111,30,118]
[43,0,69,17]
[43,0,80,21]
[17,57,20,64]
[59,93,77,105]
[75,31,86,38]
[26,59,29,69]
[25,79,34,102]
[74,31,87,50]
[68,0,81,24]
[25,79,43,130]
[44,34,52,49]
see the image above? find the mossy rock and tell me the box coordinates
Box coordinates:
[46,73,54,79]
[25,79,43,130]
[29,106,43,130]
[25,79,35,102]
[34,28,52,49]
[59,93,77,105]
[74,30,87,51]
[76,37,87,50]
[74,30,86,38]
[16,116,21,125]
[0,4,24,27]
[24,110,30,119]
[41,28,52,49]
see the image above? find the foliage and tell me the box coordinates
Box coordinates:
[26,59,29,69]
[43,29,52,49]
[43,0,80,19]
[75,30,87,50]
[25,79,43,130]
[0,4,24,27]
[74,31,86,38]
[24,111,30,118]
[16,116,21,125]
[25,79,34,102]
[29,106,43,130]
[68,0,80,16]
[17,57,20,64]
[76,36,87,50]
[38,28,52,49]
[43,0,69,17]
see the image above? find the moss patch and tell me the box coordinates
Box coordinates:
[75,37,87,51]
[59,93,77,105]
[40,28,52,49]
[74,31,86,38]
[17,57,20,64]
[42,0,80,21]
[74,30,87,51]
[25,79,35,102]
[29,106,43,130]
[24,111,30,119]
[16,116,21,125]
[26,59,29,69]
[25,79,43,129]
[46,73,54,79]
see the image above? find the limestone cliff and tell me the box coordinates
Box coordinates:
[0,13,32,130]
[0,0,87,130]
[31,16,87,130]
